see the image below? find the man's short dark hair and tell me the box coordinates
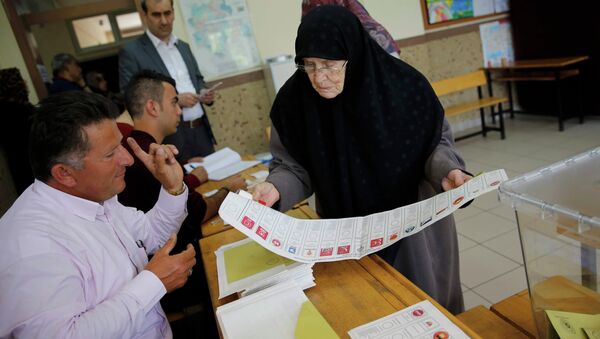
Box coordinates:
[51,53,77,77]
[30,91,120,182]
[124,69,177,119]
[140,0,174,13]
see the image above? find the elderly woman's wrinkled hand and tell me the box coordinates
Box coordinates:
[250,182,280,207]
[441,169,472,191]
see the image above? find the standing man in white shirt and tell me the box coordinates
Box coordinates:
[119,0,216,162]
[0,91,195,338]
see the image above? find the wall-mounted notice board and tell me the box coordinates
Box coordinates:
[421,0,509,30]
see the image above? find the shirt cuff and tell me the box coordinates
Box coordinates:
[158,184,188,213]
[122,270,167,314]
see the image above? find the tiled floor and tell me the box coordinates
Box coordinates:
[453,114,600,310]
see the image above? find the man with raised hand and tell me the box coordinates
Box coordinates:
[0,91,193,338]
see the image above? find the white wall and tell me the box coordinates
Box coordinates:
[246,1,301,61]
[0,5,39,103]
[172,0,189,44]
[173,0,425,63]
[362,0,425,39]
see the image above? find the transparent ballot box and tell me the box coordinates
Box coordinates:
[498,147,600,338]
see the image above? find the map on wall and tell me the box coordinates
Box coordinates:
[426,0,474,24]
[180,0,261,78]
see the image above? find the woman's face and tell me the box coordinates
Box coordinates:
[302,58,347,99]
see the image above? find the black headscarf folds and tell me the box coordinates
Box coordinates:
[271,6,443,218]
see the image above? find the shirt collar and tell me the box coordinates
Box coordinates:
[32,179,111,222]
[146,29,178,48]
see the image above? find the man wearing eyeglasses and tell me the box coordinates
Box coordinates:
[119,0,217,163]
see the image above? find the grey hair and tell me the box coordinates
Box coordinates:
[53,131,89,171]
[51,53,77,77]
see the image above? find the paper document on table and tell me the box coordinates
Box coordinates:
[183,147,259,180]
[215,238,314,299]
[546,309,600,339]
[216,280,338,339]
[348,300,469,338]
[218,169,508,264]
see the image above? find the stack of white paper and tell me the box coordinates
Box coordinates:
[216,238,315,299]
[216,281,339,339]
[216,281,338,339]
[184,147,259,180]
[217,281,306,339]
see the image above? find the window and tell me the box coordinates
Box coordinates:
[72,14,115,49]
[70,10,143,51]
[115,12,144,39]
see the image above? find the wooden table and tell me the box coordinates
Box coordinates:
[199,206,483,338]
[491,289,537,338]
[491,275,600,338]
[457,306,530,339]
[484,56,589,131]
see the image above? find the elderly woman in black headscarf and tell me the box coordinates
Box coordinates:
[253,5,470,314]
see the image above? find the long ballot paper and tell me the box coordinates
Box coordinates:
[218,169,508,263]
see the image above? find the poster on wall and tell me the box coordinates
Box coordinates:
[180,0,261,78]
[480,19,514,67]
[425,0,508,26]
[426,0,474,24]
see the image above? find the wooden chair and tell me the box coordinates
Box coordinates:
[431,70,508,140]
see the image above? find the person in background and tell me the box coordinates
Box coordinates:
[48,53,89,94]
[86,70,126,112]
[0,67,35,194]
[0,91,194,338]
[119,0,218,163]
[116,110,135,138]
[253,6,470,314]
[302,0,401,57]
[119,70,246,337]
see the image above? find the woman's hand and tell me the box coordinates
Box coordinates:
[251,182,280,207]
[441,169,472,191]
